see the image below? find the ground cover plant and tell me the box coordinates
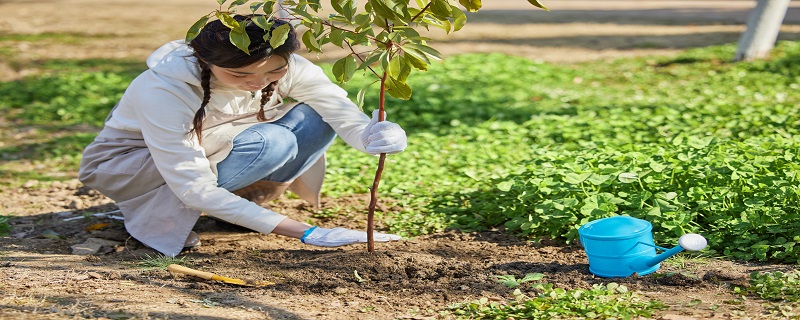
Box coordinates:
[1,37,800,319]
[328,41,800,262]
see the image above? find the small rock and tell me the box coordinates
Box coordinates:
[68,199,82,209]
[22,180,38,188]
[55,211,75,217]
[73,274,90,281]
[70,238,122,255]
[333,287,349,295]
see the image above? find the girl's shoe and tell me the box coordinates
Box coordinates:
[183,231,201,249]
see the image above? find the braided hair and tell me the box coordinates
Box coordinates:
[188,15,299,144]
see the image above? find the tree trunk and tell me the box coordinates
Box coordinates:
[734,0,790,61]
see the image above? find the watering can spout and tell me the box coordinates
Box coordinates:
[631,233,707,273]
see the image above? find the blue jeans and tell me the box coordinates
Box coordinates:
[216,103,336,191]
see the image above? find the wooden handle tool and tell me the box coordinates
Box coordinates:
[167,264,272,287]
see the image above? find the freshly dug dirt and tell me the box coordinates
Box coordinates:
[2,1,800,319]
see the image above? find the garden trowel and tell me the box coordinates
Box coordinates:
[167,264,273,287]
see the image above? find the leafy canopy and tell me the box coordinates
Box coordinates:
[187,0,547,102]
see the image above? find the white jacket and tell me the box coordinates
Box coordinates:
[80,40,371,255]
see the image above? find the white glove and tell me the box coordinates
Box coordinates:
[300,226,402,247]
[360,110,407,155]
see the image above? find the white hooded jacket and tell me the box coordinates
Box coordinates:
[79,40,371,256]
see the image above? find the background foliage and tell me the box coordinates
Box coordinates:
[1,41,799,263]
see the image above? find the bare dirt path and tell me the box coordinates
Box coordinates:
[1,1,800,319]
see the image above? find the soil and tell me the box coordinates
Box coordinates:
[2,1,800,319]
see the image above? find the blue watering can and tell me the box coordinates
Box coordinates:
[578,216,707,278]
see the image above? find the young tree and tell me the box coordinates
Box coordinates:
[188,0,548,251]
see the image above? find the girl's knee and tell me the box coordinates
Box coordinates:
[234,125,298,156]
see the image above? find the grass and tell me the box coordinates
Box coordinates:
[0,216,10,236]
[448,281,668,319]
[134,253,189,271]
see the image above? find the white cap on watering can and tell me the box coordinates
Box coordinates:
[678,233,708,251]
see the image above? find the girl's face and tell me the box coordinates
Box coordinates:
[209,56,289,92]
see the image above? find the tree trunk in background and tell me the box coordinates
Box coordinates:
[734,0,790,61]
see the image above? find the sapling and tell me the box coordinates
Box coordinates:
[188,0,548,252]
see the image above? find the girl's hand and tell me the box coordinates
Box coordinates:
[300,226,402,247]
[360,110,407,155]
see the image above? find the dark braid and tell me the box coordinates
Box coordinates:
[191,61,213,144]
[257,82,277,121]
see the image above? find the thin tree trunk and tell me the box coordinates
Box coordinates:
[734,0,790,61]
[366,72,388,252]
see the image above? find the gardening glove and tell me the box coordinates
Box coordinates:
[300,226,402,247]
[360,110,407,155]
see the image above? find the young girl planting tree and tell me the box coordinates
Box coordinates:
[78,15,405,256]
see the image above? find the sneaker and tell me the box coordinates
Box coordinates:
[183,231,201,249]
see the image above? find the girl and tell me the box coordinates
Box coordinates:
[79,15,406,256]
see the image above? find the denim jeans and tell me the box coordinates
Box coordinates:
[216,103,336,191]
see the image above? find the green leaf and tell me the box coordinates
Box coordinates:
[331,0,344,15]
[342,0,357,21]
[618,172,639,183]
[388,55,411,83]
[527,0,549,11]
[228,0,248,9]
[329,28,347,47]
[402,48,429,70]
[261,0,276,14]
[249,1,264,12]
[216,12,241,30]
[403,43,442,60]
[393,26,422,39]
[269,23,291,48]
[291,6,317,22]
[649,161,668,173]
[302,30,321,52]
[217,0,227,5]
[385,76,412,100]
[368,0,397,20]
[332,55,358,83]
[384,0,411,21]
[430,0,453,17]
[356,81,378,109]
[497,180,514,192]
[251,15,273,30]
[451,5,467,31]
[331,0,358,21]
[379,50,390,73]
[358,50,383,70]
[354,13,372,31]
[688,136,714,149]
[230,26,251,55]
[458,0,481,12]
[563,172,591,184]
[422,14,452,33]
[185,16,210,43]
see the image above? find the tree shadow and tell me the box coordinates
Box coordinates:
[435,31,800,52]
